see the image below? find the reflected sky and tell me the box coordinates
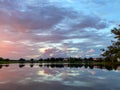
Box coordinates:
[0,64,120,90]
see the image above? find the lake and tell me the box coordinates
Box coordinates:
[0,63,120,90]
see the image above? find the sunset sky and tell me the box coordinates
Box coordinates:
[0,0,120,59]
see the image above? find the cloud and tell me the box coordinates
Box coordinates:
[0,0,76,32]
[72,14,108,30]
[87,49,95,54]
[39,48,67,58]
[0,0,115,59]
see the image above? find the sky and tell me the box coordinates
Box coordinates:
[0,0,120,59]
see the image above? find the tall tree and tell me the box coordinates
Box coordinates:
[101,26,120,62]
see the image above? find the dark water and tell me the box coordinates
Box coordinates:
[0,63,120,90]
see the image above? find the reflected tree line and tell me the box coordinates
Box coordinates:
[0,63,120,71]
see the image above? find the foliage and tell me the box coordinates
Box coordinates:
[101,26,120,62]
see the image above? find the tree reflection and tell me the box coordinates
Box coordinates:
[84,64,88,68]
[37,63,120,71]
[19,63,25,68]
[39,64,42,67]
[30,63,34,68]
[89,65,94,69]
[0,63,120,71]
[0,64,3,69]
[5,64,9,67]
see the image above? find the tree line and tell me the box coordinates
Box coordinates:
[0,56,105,63]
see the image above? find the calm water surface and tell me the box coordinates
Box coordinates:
[0,63,120,90]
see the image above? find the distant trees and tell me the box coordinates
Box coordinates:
[30,58,34,63]
[0,57,100,63]
[67,57,83,63]
[101,26,120,62]
[19,58,26,62]
[0,57,10,62]
[0,57,4,61]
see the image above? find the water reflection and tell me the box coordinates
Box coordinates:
[0,64,3,69]
[19,63,25,68]
[0,64,9,69]
[30,63,34,68]
[0,63,120,71]
[0,64,120,90]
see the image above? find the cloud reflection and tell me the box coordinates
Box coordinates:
[0,64,120,90]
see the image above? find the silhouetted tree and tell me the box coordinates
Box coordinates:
[30,58,34,63]
[38,58,43,63]
[101,26,120,62]
[88,57,94,62]
[19,58,26,62]
[5,58,10,62]
[50,57,56,63]
[0,57,4,61]
[84,58,88,63]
